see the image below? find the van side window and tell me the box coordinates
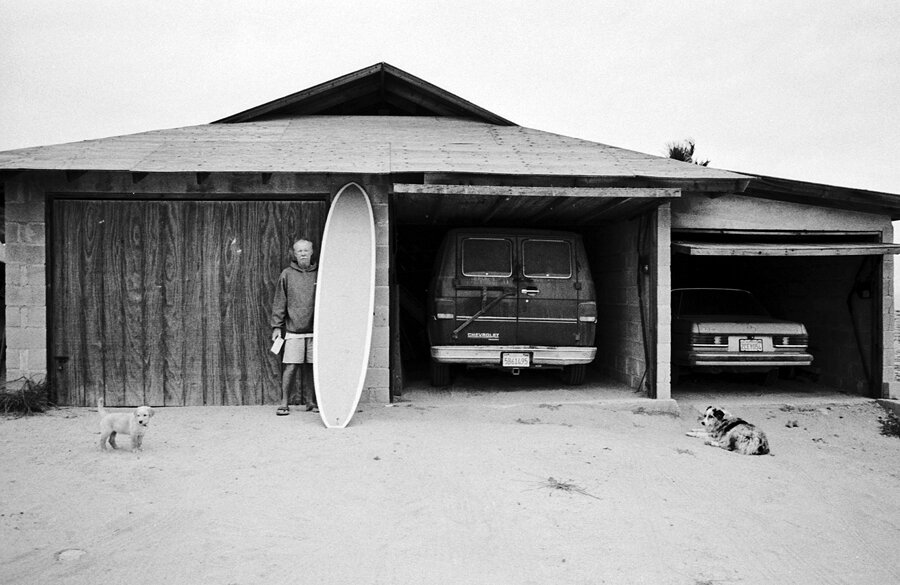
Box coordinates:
[461,238,512,277]
[523,239,571,278]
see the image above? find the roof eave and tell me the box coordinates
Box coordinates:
[739,172,900,220]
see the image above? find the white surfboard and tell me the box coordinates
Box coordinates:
[313,182,376,428]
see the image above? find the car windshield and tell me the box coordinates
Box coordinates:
[673,289,770,317]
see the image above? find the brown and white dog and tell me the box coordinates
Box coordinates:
[687,406,770,455]
[98,398,155,452]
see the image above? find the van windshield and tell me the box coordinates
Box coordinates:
[461,238,512,277]
[523,239,571,278]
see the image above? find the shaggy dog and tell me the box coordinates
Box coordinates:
[98,398,155,452]
[687,406,770,455]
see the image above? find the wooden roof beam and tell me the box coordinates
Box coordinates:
[392,184,679,198]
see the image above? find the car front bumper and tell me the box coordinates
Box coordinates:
[431,345,597,367]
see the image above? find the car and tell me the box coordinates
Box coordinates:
[427,228,597,386]
[671,287,813,384]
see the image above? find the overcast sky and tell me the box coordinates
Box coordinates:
[1,1,898,195]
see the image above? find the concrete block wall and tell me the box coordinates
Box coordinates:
[880,228,896,398]
[652,204,672,400]
[584,218,646,391]
[362,180,391,403]
[5,176,47,386]
[894,310,900,378]
[894,311,900,384]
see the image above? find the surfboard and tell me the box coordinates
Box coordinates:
[313,182,376,428]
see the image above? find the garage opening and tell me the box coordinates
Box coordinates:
[391,184,674,397]
[671,231,900,397]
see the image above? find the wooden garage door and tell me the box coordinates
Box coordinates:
[52,199,326,406]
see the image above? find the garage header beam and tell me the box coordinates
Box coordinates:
[392,184,679,199]
[672,241,900,256]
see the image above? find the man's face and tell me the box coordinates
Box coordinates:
[292,241,314,267]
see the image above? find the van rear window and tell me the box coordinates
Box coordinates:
[461,238,512,276]
[523,239,571,278]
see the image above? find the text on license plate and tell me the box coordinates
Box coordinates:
[502,352,531,368]
[739,338,763,352]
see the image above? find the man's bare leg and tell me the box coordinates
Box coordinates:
[278,363,299,414]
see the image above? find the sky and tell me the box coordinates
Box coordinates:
[1,0,899,195]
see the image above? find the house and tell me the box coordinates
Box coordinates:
[3,62,899,406]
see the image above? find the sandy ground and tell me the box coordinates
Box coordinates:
[2,373,900,585]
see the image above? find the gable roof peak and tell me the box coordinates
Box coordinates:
[215,62,514,126]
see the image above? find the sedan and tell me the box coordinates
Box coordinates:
[671,287,813,384]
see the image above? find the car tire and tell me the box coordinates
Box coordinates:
[561,364,587,385]
[430,361,452,387]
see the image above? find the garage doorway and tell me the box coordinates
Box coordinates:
[671,231,900,397]
[390,186,673,396]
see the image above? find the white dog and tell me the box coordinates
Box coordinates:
[98,398,155,452]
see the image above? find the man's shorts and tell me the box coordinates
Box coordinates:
[282,333,314,364]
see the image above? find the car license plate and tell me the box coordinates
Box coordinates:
[739,338,763,352]
[502,352,531,368]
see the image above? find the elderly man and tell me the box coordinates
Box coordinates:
[271,238,318,415]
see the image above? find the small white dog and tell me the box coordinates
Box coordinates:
[98,398,155,452]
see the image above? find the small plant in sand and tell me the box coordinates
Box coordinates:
[878,411,900,439]
[0,377,52,416]
[542,476,602,500]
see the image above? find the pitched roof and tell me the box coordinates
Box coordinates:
[215,62,514,126]
[0,116,748,188]
[738,172,900,219]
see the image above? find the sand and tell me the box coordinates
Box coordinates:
[1,383,899,585]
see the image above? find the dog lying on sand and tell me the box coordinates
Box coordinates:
[687,406,770,455]
[98,398,155,452]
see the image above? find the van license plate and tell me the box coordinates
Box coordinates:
[739,338,763,352]
[502,352,531,368]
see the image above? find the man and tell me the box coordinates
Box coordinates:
[271,238,317,415]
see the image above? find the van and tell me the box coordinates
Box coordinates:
[427,228,597,385]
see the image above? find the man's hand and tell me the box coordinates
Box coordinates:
[272,329,282,342]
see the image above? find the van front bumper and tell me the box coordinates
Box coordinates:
[431,345,596,367]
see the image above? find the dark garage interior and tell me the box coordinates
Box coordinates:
[671,242,883,396]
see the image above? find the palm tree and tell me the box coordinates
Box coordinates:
[666,138,709,166]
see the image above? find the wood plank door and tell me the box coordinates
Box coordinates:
[51,199,326,406]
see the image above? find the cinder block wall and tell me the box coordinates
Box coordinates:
[894,310,900,382]
[584,219,646,390]
[4,175,47,385]
[653,204,672,399]
[3,171,391,404]
[363,180,391,403]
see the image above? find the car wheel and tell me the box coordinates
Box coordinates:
[430,361,451,387]
[561,364,587,385]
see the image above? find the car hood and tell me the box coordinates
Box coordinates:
[677,315,807,335]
